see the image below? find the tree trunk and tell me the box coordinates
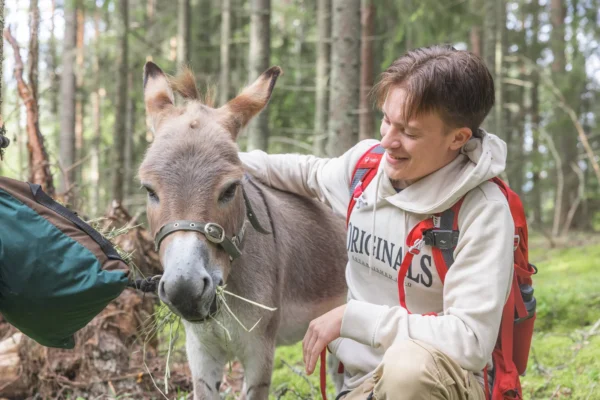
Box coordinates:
[313,0,331,156]
[4,29,55,196]
[124,71,135,199]
[482,0,496,133]
[195,0,214,85]
[470,0,482,56]
[112,0,129,204]
[177,0,191,65]
[60,0,77,198]
[493,0,505,139]
[48,0,58,117]
[550,0,578,235]
[358,0,375,141]
[550,0,566,74]
[246,0,271,151]
[28,0,39,104]
[327,0,361,156]
[74,5,85,191]
[219,0,231,106]
[529,0,542,229]
[90,6,102,216]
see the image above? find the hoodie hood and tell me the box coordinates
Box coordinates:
[371,131,507,215]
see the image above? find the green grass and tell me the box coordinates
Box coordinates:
[268,235,600,400]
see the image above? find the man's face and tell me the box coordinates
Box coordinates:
[379,86,471,189]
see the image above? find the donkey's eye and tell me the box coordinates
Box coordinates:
[219,183,238,203]
[142,185,159,202]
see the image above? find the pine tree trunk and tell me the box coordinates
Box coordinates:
[470,0,482,56]
[313,0,331,156]
[90,6,102,216]
[482,0,496,133]
[493,0,505,139]
[177,0,191,65]
[358,0,375,141]
[74,5,85,189]
[60,1,77,197]
[124,71,135,199]
[112,0,129,204]
[28,0,39,104]
[327,0,361,156]
[550,0,578,235]
[246,0,271,151]
[219,0,231,106]
[49,0,58,117]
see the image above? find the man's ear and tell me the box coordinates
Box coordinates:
[219,66,282,140]
[449,127,473,150]
[143,61,175,133]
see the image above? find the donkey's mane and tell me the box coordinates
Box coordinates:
[169,66,216,107]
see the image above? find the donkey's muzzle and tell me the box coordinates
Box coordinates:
[159,275,215,321]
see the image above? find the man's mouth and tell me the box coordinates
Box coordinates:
[386,152,409,165]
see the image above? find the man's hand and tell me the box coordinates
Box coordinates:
[302,304,346,375]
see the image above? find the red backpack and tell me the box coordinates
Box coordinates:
[340,144,537,400]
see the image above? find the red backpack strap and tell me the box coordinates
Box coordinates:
[346,144,385,226]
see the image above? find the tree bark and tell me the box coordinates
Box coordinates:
[74,5,85,189]
[60,0,77,197]
[313,0,331,156]
[493,0,505,139]
[91,7,102,216]
[177,0,191,65]
[48,0,58,117]
[28,0,39,104]
[550,0,566,73]
[4,29,55,196]
[358,0,375,141]
[246,0,271,151]
[219,0,231,106]
[529,0,543,229]
[112,0,129,204]
[470,0,483,56]
[482,0,496,132]
[327,0,361,156]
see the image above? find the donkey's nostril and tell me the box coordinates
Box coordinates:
[217,278,224,287]
[159,280,167,299]
[203,277,211,292]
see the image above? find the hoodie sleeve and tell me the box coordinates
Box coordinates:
[239,139,380,217]
[340,183,514,371]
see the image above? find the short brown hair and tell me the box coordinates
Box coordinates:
[373,45,495,135]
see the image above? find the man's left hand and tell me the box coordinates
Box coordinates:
[302,304,346,375]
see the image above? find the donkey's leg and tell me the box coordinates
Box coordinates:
[186,330,227,400]
[239,338,276,400]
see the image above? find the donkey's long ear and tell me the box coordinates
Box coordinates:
[220,66,282,139]
[143,61,175,133]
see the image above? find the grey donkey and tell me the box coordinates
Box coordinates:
[139,62,348,399]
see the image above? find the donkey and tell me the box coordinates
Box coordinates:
[139,62,348,399]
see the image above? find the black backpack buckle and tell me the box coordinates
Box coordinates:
[423,229,459,250]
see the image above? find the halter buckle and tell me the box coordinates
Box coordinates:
[204,223,225,244]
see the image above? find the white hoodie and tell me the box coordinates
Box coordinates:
[239,132,514,392]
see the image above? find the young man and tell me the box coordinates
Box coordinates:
[240,45,514,399]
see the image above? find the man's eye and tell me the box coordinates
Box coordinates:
[219,184,238,203]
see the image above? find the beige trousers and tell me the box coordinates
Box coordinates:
[339,340,486,400]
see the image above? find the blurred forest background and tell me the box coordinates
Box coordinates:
[0,0,599,399]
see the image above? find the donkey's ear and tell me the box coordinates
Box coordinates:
[220,66,282,139]
[143,61,175,133]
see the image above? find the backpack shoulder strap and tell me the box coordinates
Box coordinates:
[427,198,464,283]
[346,144,385,226]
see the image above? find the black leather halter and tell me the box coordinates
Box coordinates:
[153,184,271,260]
